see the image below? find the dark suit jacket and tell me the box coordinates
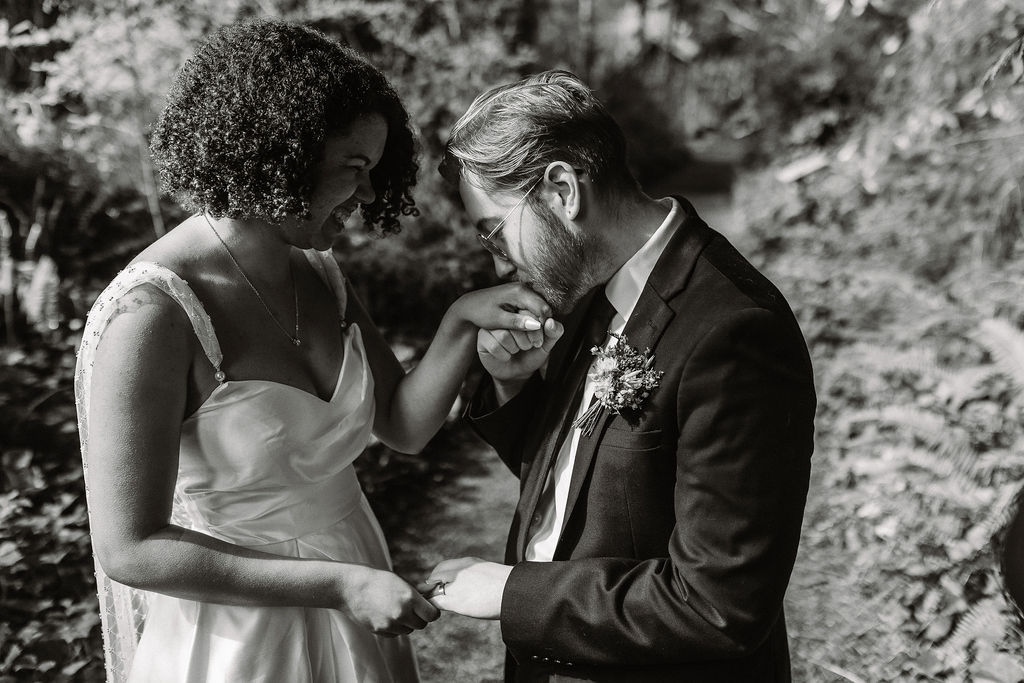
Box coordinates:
[467,199,816,682]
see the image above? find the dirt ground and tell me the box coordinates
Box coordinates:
[387,433,517,683]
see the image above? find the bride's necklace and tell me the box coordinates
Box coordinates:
[204,214,302,347]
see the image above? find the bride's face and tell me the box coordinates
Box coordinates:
[281,113,388,251]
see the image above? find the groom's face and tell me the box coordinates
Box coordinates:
[459,173,598,314]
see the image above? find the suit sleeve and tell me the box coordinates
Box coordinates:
[499,308,816,664]
[465,372,545,476]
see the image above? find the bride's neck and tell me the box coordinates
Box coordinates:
[203,215,293,285]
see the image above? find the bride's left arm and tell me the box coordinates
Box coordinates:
[346,282,552,453]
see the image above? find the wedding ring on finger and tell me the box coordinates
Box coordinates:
[424,580,447,599]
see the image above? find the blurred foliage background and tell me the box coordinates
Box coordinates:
[3,0,1024,680]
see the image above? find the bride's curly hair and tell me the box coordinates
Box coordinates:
[151,19,418,234]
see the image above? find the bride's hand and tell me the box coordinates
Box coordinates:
[335,565,440,636]
[450,283,552,344]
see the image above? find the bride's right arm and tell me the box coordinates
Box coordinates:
[84,285,437,634]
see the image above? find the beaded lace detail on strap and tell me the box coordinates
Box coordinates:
[73,261,224,683]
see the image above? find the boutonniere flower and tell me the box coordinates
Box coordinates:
[572,333,664,437]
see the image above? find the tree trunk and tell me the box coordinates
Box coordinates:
[0,0,59,90]
[136,126,166,238]
[514,0,538,48]
[578,0,595,81]
[0,212,19,346]
[123,7,165,238]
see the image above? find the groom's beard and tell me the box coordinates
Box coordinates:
[523,200,604,314]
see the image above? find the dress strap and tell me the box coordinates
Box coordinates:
[81,261,226,382]
[303,249,349,327]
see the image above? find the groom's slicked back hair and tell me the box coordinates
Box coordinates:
[439,70,637,199]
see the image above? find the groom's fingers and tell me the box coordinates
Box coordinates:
[478,331,512,362]
[540,319,565,353]
[517,312,544,348]
[411,593,440,622]
[491,330,524,356]
[509,329,535,351]
[401,611,429,631]
[412,596,441,623]
[505,284,552,320]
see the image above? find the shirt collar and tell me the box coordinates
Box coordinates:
[604,197,683,327]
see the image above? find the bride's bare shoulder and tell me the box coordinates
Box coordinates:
[90,217,214,358]
[130,215,211,281]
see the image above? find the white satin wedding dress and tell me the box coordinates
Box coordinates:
[75,250,418,682]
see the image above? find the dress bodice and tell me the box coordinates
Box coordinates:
[78,252,376,546]
[177,317,375,545]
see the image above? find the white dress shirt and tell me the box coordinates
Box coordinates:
[525,197,684,562]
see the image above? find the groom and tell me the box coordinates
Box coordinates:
[425,70,816,682]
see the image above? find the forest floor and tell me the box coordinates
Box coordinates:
[388,427,515,683]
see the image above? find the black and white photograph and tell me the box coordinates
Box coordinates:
[2,1,1024,681]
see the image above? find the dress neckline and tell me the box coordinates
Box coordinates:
[122,256,354,413]
[183,322,362,423]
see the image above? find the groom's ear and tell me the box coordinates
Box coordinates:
[543,162,582,221]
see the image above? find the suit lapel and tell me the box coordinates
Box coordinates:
[553,198,716,559]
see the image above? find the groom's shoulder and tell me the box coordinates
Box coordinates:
[676,227,793,320]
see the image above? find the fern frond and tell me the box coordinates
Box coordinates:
[903,447,957,480]
[920,477,996,513]
[907,311,972,339]
[977,483,1024,545]
[939,597,1011,663]
[973,449,1024,486]
[874,405,948,434]
[984,35,1024,85]
[847,343,939,380]
[934,366,1005,411]
[940,483,1023,563]
[975,318,1024,394]
[871,406,981,478]
[910,459,994,515]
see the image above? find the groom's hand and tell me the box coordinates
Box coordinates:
[478,317,564,399]
[417,557,512,620]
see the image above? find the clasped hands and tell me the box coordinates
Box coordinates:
[407,287,560,621]
[415,558,513,620]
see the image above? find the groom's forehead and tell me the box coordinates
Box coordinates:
[458,174,502,223]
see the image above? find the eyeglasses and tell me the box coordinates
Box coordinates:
[477,177,542,262]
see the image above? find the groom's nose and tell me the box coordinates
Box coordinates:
[493,254,517,279]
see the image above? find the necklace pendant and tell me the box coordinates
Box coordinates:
[293,338,301,347]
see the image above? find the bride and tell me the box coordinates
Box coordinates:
[75,19,554,683]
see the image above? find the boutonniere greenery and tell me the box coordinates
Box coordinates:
[572,333,664,437]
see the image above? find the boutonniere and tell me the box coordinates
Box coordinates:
[572,333,664,437]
